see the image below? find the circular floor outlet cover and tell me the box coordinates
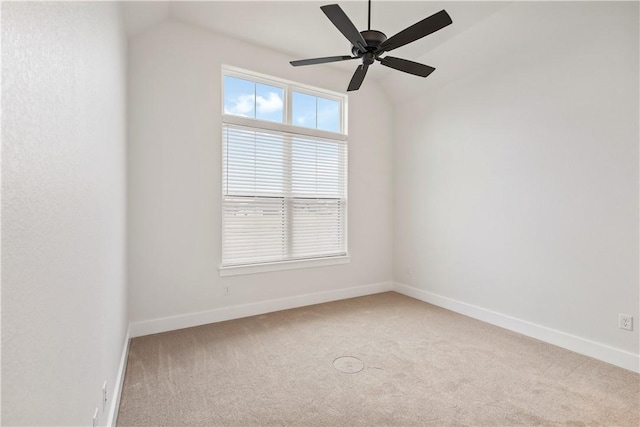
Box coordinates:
[333,356,364,373]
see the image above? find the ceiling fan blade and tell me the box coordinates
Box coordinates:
[290,56,358,67]
[377,10,452,53]
[321,4,368,52]
[380,56,435,77]
[347,64,369,92]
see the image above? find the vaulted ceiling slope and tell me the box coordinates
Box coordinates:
[127,1,584,102]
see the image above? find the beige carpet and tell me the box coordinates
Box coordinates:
[117,292,639,426]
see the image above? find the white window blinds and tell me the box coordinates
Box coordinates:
[222,124,347,266]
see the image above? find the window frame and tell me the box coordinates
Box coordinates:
[219,65,350,276]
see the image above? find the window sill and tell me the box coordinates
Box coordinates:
[218,255,351,277]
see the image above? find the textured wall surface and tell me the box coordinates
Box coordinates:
[127,21,394,324]
[394,2,639,355]
[1,2,128,425]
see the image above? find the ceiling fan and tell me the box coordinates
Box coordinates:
[290,0,452,92]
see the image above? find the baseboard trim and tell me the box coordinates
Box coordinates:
[393,282,639,373]
[107,328,131,427]
[130,281,394,338]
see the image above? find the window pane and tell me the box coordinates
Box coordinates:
[224,76,255,118]
[292,91,316,129]
[254,131,285,195]
[291,136,345,198]
[223,127,285,197]
[291,199,345,258]
[222,196,286,265]
[255,83,284,123]
[291,136,317,196]
[317,97,340,132]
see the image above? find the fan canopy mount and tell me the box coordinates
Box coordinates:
[290,1,453,92]
[352,30,387,57]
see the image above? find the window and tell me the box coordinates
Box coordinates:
[292,91,341,132]
[220,66,348,275]
[223,75,284,123]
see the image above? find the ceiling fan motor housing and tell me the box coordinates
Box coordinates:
[351,29,387,57]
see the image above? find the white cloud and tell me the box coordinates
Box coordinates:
[225,92,283,117]
[256,92,283,114]
[224,94,254,117]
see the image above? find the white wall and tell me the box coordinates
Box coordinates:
[394,2,639,360]
[127,21,393,326]
[2,2,128,425]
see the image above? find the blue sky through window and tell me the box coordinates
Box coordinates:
[224,76,283,123]
[224,76,255,118]
[292,92,316,129]
[256,83,284,122]
[317,97,340,132]
[224,75,341,132]
[292,91,340,132]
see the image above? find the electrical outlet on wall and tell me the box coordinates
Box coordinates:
[224,285,230,296]
[102,381,108,411]
[619,314,633,331]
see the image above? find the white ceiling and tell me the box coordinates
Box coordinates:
[122,1,516,100]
